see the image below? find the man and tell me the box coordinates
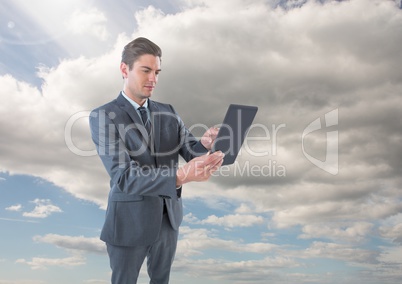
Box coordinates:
[89,37,224,283]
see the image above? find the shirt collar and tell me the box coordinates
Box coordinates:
[121,91,148,110]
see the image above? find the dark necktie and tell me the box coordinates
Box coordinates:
[138,106,151,136]
[138,105,153,154]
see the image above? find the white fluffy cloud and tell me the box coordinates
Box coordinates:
[22,199,62,218]
[66,8,109,41]
[177,226,277,257]
[173,226,383,283]
[16,234,106,270]
[299,222,374,243]
[185,213,265,228]
[33,234,106,254]
[16,254,85,270]
[5,204,22,212]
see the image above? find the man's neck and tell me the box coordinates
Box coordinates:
[123,89,147,106]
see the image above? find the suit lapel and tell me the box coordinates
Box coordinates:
[149,100,161,155]
[116,93,148,140]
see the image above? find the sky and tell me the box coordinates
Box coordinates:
[0,0,402,283]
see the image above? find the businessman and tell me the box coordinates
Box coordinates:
[89,37,224,283]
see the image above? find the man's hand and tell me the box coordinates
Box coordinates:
[200,127,219,150]
[176,151,224,186]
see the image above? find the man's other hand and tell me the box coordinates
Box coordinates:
[176,151,224,186]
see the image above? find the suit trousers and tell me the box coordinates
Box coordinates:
[106,213,179,284]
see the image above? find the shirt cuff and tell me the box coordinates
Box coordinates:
[176,186,182,198]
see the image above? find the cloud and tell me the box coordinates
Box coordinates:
[5,204,22,212]
[271,196,402,228]
[299,222,374,243]
[16,254,85,270]
[185,213,265,228]
[379,246,402,265]
[5,0,109,45]
[83,280,109,284]
[173,256,299,283]
[0,0,401,214]
[301,241,379,265]
[0,280,45,284]
[16,234,106,271]
[0,217,39,223]
[66,8,109,41]
[177,226,277,257]
[379,222,402,245]
[22,199,62,218]
[33,234,106,254]
[0,42,124,207]
[174,226,382,283]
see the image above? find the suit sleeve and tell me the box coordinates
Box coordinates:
[171,105,208,162]
[89,108,178,200]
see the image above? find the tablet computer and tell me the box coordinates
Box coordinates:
[212,104,258,165]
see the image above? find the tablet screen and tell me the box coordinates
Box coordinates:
[212,104,258,165]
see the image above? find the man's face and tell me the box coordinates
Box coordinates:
[121,54,161,105]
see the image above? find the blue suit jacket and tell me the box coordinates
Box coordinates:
[90,93,207,246]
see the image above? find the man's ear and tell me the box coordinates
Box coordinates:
[120,62,128,79]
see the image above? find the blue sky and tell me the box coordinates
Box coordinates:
[1,0,402,283]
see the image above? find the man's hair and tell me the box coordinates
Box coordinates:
[121,37,162,70]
